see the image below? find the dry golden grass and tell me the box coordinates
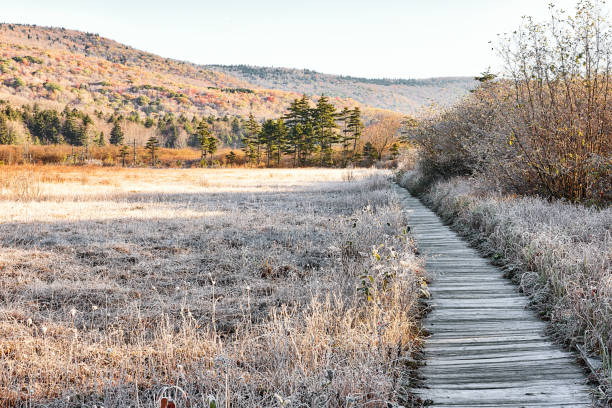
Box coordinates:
[0,166,423,407]
[0,145,247,167]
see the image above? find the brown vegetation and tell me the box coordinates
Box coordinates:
[0,145,245,167]
[404,1,612,205]
[0,166,424,407]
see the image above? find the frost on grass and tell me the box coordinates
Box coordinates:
[399,173,612,392]
[0,167,423,407]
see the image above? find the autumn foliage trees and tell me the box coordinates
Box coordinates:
[0,94,407,168]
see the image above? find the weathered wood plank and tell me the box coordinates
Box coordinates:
[395,186,592,407]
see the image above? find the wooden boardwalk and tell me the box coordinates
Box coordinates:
[396,187,593,407]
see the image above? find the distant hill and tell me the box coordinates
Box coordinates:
[0,24,371,122]
[206,65,476,113]
[0,23,473,150]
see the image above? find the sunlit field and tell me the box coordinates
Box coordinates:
[0,166,423,407]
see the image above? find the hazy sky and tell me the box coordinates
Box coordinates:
[1,0,601,79]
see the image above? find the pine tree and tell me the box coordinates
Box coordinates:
[274,119,287,166]
[347,107,364,157]
[119,145,130,167]
[109,121,124,145]
[283,95,314,166]
[313,95,338,166]
[362,141,377,166]
[338,107,351,165]
[206,134,218,161]
[258,119,286,167]
[145,136,159,166]
[96,131,105,146]
[242,114,260,165]
[225,150,237,166]
[62,114,86,146]
[195,119,210,160]
[390,142,400,160]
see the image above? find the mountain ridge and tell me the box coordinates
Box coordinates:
[206,64,476,113]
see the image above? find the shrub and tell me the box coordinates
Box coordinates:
[403,1,612,205]
[9,76,26,88]
[44,81,61,92]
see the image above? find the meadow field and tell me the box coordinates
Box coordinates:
[0,166,424,407]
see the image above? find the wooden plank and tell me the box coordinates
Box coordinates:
[395,186,591,407]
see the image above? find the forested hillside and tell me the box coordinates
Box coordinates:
[206,65,476,113]
[0,24,403,150]
[0,24,386,124]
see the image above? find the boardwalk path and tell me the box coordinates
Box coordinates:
[395,186,592,407]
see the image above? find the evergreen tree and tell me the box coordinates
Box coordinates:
[96,131,105,146]
[225,150,237,166]
[145,136,159,166]
[274,119,287,166]
[206,134,218,160]
[390,142,400,160]
[195,119,211,160]
[362,141,377,166]
[338,107,351,165]
[109,121,124,145]
[242,114,260,165]
[119,145,130,167]
[347,107,364,156]
[260,120,275,167]
[283,95,314,166]
[62,114,86,146]
[157,115,180,148]
[258,119,287,167]
[313,95,338,166]
[27,109,61,144]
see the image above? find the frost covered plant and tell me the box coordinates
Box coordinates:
[403,175,612,396]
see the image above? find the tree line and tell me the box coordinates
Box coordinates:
[0,95,373,168]
[241,94,364,167]
[0,101,247,149]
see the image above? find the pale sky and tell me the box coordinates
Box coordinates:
[1,0,600,79]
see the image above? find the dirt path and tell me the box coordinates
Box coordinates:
[396,186,593,407]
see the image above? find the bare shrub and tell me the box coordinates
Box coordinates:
[403,0,612,205]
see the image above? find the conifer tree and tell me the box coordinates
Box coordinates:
[206,134,218,160]
[274,119,287,166]
[362,141,377,166]
[119,145,130,167]
[96,131,105,146]
[242,114,260,165]
[225,150,237,166]
[347,107,364,156]
[390,142,400,160]
[338,107,351,165]
[284,95,314,166]
[260,119,276,167]
[195,119,211,160]
[145,136,159,166]
[109,121,124,145]
[313,95,338,166]
[62,113,87,146]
